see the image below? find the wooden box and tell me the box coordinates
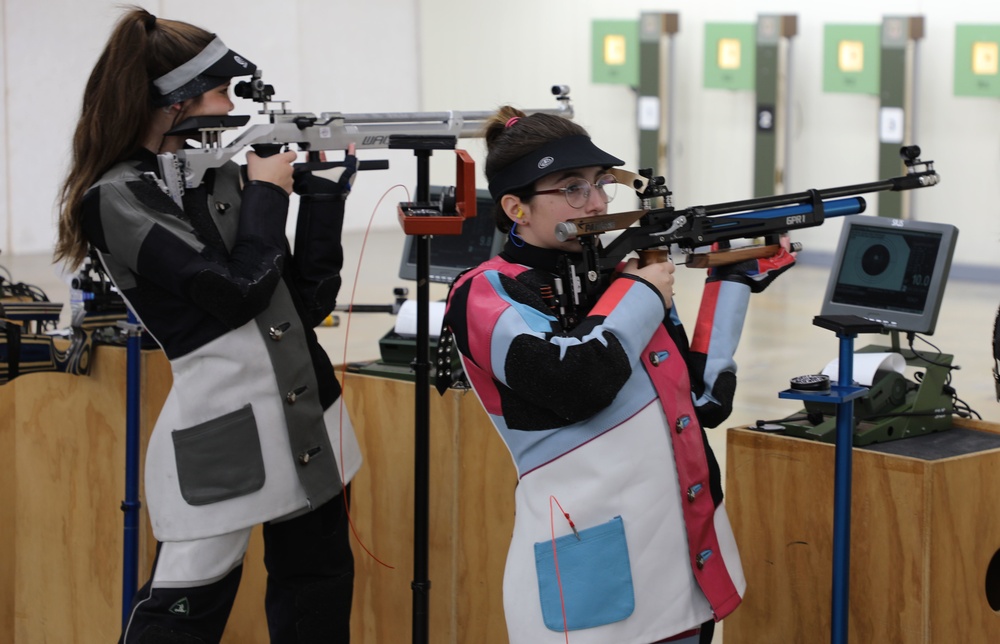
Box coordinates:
[724,420,1000,643]
[1,347,169,643]
[2,351,515,643]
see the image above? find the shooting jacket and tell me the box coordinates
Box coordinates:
[81,149,361,541]
[443,241,747,644]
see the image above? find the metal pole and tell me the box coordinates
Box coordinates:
[121,311,143,627]
[411,149,432,644]
[831,332,857,644]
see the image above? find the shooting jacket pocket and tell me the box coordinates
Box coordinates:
[172,404,265,506]
[533,515,635,631]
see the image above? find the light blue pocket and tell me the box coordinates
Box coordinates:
[533,515,635,632]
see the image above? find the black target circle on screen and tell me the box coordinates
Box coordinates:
[861,244,891,276]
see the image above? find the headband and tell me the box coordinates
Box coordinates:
[487,135,624,203]
[151,36,255,106]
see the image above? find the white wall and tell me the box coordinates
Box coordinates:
[419,0,1000,272]
[0,1,8,256]
[1,0,999,275]
[0,0,421,258]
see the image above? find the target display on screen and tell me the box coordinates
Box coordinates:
[821,215,958,335]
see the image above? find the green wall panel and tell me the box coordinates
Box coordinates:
[954,25,1000,98]
[704,23,755,90]
[823,24,880,95]
[592,20,640,86]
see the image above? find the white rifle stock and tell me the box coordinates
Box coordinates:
[157,83,574,203]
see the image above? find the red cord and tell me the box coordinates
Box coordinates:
[549,495,575,644]
[336,183,411,571]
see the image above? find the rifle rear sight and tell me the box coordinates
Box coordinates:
[637,169,672,204]
[234,70,274,103]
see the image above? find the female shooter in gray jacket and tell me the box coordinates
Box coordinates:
[55,8,362,643]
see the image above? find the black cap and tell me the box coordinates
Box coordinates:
[152,36,256,106]
[487,135,624,202]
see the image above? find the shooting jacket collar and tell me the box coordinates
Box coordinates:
[501,239,576,275]
[152,36,255,106]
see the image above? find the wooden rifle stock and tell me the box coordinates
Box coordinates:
[638,243,799,269]
[636,248,672,267]
[686,244,785,269]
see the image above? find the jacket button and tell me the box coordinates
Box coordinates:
[299,446,322,465]
[269,322,291,341]
[675,415,690,434]
[648,350,670,366]
[286,385,308,404]
[696,549,713,570]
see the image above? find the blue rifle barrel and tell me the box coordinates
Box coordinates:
[706,196,865,226]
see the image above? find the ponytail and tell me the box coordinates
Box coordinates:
[56,5,213,269]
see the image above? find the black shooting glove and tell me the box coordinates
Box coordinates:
[293,150,358,202]
[291,150,358,326]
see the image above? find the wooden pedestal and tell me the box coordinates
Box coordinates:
[1,346,170,643]
[724,420,1000,643]
[338,371,515,643]
[3,352,515,643]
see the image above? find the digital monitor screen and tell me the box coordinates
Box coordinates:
[820,215,958,335]
[398,187,502,284]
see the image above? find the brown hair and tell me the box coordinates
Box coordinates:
[54,6,215,269]
[482,106,588,233]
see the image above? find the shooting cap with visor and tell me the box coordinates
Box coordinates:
[487,135,624,203]
[151,36,255,107]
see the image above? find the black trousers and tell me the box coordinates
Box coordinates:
[699,619,715,643]
[119,489,353,644]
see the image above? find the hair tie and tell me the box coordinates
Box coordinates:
[505,117,520,128]
[144,13,157,32]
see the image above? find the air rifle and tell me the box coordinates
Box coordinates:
[551,146,939,326]
[152,72,574,207]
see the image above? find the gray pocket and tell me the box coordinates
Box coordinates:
[171,404,266,506]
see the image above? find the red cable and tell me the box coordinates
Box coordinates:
[549,495,576,644]
[336,183,411,571]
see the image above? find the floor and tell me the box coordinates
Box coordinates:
[4,229,998,642]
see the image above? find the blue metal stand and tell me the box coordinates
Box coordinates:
[120,312,144,627]
[778,315,882,644]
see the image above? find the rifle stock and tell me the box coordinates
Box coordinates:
[158,86,575,201]
[683,242,805,268]
[549,147,940,327]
